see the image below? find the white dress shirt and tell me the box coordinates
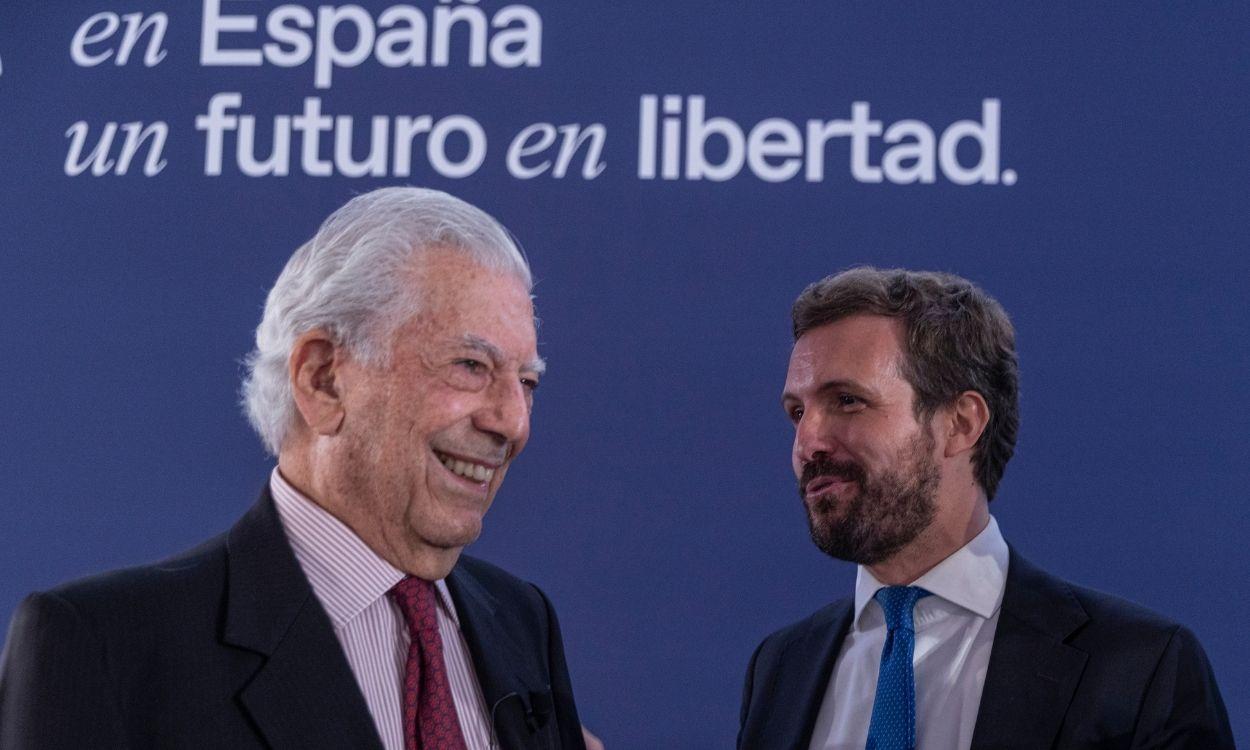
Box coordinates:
[269,469,495,750]
[809,516,1010,750]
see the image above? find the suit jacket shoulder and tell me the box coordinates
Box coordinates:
[2,493,380,749]
[973,550,1234,749]
[31,529,232,654]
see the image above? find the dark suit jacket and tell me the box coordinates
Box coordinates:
[0,489,587,750]
[738,549,1233,750]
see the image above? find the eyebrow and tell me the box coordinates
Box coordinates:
[460,334,547,376]
[781,378,873,405]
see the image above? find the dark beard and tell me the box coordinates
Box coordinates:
[800,429,939,565]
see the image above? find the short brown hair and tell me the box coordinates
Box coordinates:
[792,267,1019,500]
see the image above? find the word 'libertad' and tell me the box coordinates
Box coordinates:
[640,96,1015,185]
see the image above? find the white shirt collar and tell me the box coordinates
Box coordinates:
[853,515,1009,626]
[269,467,462,629]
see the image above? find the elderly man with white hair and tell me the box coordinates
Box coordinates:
[0,188,599,750]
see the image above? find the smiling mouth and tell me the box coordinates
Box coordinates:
[434,451,497,483]
[804,475,856,498]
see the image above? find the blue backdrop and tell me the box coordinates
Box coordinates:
[1,2,1246,746]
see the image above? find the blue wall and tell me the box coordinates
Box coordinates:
[1,3,1246,745]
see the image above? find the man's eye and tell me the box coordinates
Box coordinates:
[837,394,861,408]
[444,358,492,392]
[521,377,539,393]
[788,407,804,423]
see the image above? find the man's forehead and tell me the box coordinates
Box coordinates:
[786,315,906,385]
[401,248,530,307]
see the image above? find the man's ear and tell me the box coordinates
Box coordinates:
[288,329,346,436]
[943,390,990,459]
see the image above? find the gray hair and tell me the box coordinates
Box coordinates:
[241,187,532,455]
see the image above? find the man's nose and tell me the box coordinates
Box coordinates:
[795,409,840,465]
[475,376,531,448]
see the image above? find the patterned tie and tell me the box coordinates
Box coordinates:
[866,586,931,750]
[389,577,468,750]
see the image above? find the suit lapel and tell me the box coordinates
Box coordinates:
[755,601,853,750]
[447,563,554,750]
[222,491,384,750]
[971,549,1089,750]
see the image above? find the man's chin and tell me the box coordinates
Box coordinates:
[425,511,485,550]
[806,509,884,565]
[806,510,852,560]
[809,528,877,565]
[805,487,855,523]
[808,516,922,566]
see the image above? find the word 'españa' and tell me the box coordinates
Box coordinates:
[200,0,542,89]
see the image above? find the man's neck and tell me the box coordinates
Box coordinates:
[868,497,990,585]
[276,452,461,580]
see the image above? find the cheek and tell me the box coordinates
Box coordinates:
[853,427,912,467]
[370,414,431,477]
[490,464,511,490]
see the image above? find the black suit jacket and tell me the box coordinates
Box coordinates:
[738,549,1233,749]
[0,489,587,750]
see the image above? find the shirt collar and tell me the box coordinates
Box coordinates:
[269,467,462,629]
[853,515,1009,625]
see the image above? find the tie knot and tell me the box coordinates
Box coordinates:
[389,576,439,635]
[874,585,930,632]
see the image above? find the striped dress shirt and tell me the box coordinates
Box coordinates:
[269,468,494,750]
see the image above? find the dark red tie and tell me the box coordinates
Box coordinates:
[389,577,469,750]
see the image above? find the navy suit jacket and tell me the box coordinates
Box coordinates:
[738,549,1233,749]
[0,489,587,750]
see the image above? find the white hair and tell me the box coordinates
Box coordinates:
[241,187,532,455]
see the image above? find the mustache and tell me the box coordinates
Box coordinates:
[800,455,865,494]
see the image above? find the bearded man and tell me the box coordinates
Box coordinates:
[737,268,1233,750]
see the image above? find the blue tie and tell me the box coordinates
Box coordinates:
[866,586,931,750]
